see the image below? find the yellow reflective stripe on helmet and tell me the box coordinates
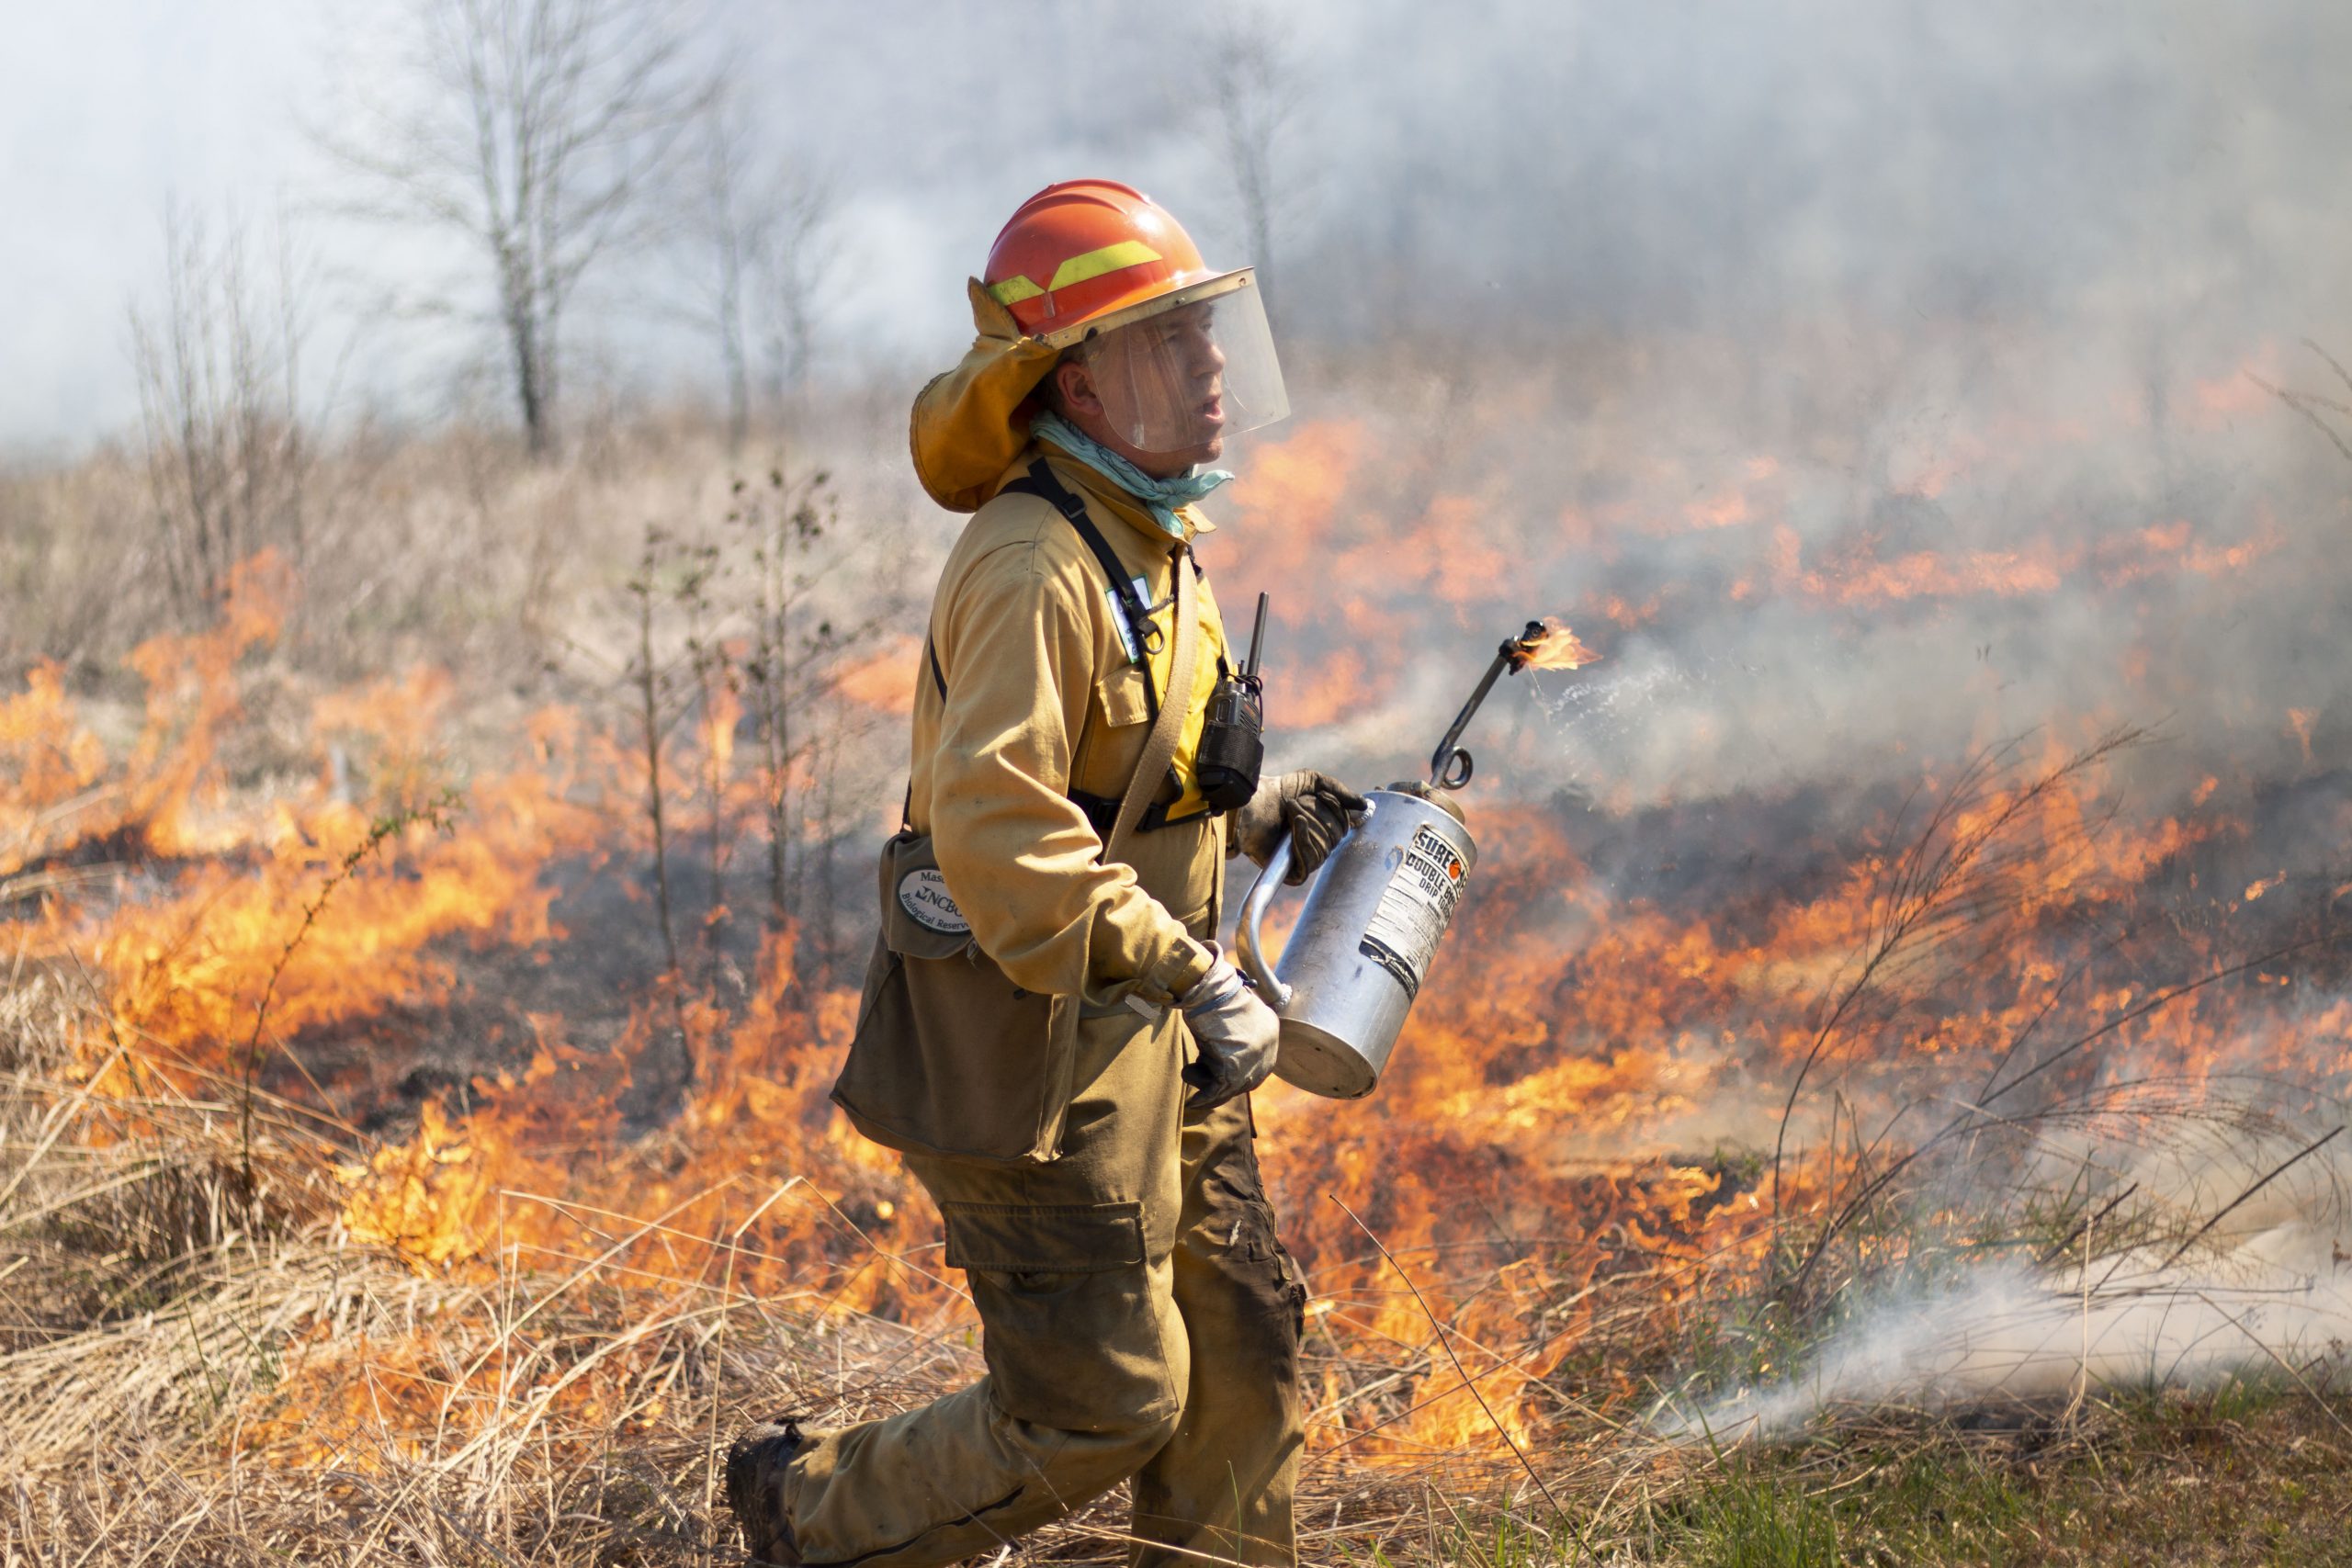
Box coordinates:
[987,242,1163,314]
[1045,240,1162,292]
[987,275,1046,306]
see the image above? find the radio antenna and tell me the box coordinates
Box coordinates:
[1242,592,1271,680]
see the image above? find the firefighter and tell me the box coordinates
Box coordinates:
[724,180,1363,1568]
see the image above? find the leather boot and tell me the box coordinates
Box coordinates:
[725,1417,808,1566]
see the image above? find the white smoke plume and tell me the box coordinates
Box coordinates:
[1663,1114,2352,1438]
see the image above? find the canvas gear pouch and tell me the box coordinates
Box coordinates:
[833,829,1084,1165]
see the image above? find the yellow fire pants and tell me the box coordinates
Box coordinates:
[776,1010,1307,1567]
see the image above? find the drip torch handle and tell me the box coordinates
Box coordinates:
[1427,650,1511,789]
[1234,833,1295,1007]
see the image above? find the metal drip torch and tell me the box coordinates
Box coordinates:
[1236,621,1562,1099]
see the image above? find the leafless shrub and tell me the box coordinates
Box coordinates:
[607,467,902,996]
[127,204,320,626]
[626,523,704,987]
[729,466,903,987]
[2253,339,2352,465]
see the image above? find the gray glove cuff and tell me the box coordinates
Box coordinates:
[1178,956,1248,1013]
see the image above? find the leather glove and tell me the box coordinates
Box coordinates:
[1176,956,1281,1111]
[1235,771,1368,886]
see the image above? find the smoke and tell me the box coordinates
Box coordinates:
[744,0,2352,872]
[1664,1124,2352,1438]
[1223,352,2340,830]
[17,1,2352,446]
[1676,1246,2352,1439]
[740,0,2352,372]
[1280,2,2352,346]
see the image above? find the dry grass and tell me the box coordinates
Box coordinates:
[6,732,2346,1562]
[0,967,1548,1563]
[0,400,926,698]
[10,950,2348,1567]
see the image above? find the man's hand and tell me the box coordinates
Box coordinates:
[1177,956,1281,1111]
[1235,771,1368,886]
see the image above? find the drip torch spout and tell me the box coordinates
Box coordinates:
[1426,620,1550,791]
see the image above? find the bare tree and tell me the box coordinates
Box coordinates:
[749,158,837,415]
[319,0,711,456]
[128,203,317,624]
[664,84,837,453]
[685,89,759,455]
[1206,0,1304,308]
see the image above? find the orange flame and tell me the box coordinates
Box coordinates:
[1513,617,1602,671]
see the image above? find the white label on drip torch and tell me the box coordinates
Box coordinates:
[1358,824,1466,999]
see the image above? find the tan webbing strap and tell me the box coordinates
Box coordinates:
[1104,544,1198,864]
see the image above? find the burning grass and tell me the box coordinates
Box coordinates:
[10,998,2352,1565]
[6,350,2351,1561]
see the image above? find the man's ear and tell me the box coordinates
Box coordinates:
[1054,357,1103,419]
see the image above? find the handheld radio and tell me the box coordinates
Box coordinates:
[1194,592,1269,812]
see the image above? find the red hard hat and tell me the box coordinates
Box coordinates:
[982,180,1228,345]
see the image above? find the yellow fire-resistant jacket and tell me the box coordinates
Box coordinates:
[908,447,1232,1007]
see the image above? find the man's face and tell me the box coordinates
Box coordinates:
[1056,301,1228,476]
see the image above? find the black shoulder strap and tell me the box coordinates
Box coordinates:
[1001,459,1162,716]
[919,458,1135,704]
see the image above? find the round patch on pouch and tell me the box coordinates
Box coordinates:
[898,868,971,934]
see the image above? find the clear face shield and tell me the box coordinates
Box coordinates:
[1065,272,1289,459]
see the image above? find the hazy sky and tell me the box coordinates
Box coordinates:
[4,1,322,449]
[6,0,2347,456]
[0,0,1223,453]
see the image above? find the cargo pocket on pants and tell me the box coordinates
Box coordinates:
[942,1200,1176,1433]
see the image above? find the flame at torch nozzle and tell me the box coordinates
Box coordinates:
[1427,617,1602,790]
[1508,615,1603,672]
